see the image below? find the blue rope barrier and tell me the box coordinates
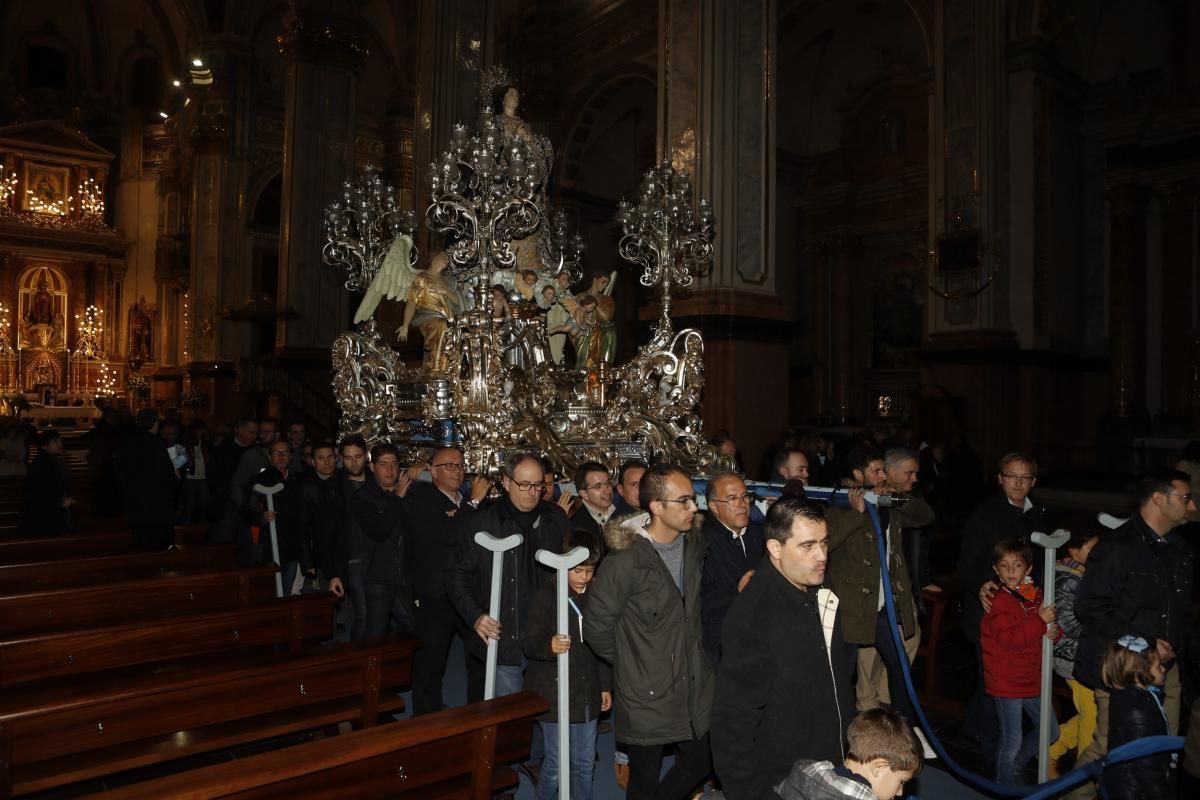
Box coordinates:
[1020,736,1184,800]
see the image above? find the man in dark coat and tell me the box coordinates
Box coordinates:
[569,460,615,553]
[245,440,310,589]
[403,446,489,713]
[447,452,568,699]
[1066,468,1195,800]
[955,451,1046,764]
[301,441,348,599]
[20,429,73,535]
[115,409,178,549]
[700,470,765,668]
[711,497,853,800]
[207,417,258,541]
[585,465,714,800]
[352,443,415,639]
[613,459,646,517]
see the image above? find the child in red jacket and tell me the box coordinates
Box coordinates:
[980,539,1060,785]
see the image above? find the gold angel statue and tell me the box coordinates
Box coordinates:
[353,235,463,372]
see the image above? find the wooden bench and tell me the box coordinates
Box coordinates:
[0,637,419,797]
[0,525,207,565]
[0,592,339,687]
[0,564,279,638]
[88,691,549,800]
[0,543,238,593]
[0,515,130,537]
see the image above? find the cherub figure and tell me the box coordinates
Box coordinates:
[354,235,463,372]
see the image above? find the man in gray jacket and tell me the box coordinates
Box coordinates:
[584,464,714,800]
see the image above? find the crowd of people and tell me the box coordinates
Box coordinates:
[13,413,1200,800]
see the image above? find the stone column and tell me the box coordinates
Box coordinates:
[1161,179,1196,418]
[1107,183,1147,418]
[276,2,364,355]
[656,0,785,472]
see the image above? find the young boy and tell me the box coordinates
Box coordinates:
[773,707,924,800]
[980,539,1059,784]
[523,530,611,800]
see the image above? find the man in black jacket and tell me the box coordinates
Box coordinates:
[712,497,853,800]
[352,443,415,638]
[570,460,615,552]
[404,446,488,713]
[955,451,1045,763]
[614,459,646,517]
[116,409,178,549]
[207,418,257,542]
[447,452,568,699]
[1066,469,1195,800]
[245,441,310,589]
[700,471,764,668]
[301,441,347,599]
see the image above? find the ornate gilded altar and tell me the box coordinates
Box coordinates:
[325,68,726,476]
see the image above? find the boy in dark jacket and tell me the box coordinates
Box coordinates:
[523,530,611,800]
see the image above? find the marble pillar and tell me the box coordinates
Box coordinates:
[656,0,785,473]
[1161,179,1196,418]
[1107,183,1147,418]
[276,5,364,355]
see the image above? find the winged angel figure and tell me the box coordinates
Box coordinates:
[353,235,464,372]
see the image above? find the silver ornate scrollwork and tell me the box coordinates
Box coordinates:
[324,69,728,477]
[616,162,715,330]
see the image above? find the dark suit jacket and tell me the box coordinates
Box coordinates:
[402,481,463,601]
[569,504,609,554]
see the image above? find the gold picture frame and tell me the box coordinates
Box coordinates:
[22,162,71,214]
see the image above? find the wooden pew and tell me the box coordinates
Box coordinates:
[0,525,207,565]
[0,592,339,687]
[0,564,279,638]
[88,692,549,800]
[0,543,238,593]
[0,515,127,537]
[0,637,419,797]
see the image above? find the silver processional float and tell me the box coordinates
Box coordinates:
[322,65,730,479]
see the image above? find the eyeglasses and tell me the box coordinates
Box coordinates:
[661,495,697,508]
[582,481,613,491]
[269,449,291,457]
[712,494,753,505]
[509,479,543,492]
[1001,473,1035,483]
[1168,492,1194,504]
[432,462,465,471]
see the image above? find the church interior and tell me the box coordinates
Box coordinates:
[1,0,1199,796]
[0,0,1195,478]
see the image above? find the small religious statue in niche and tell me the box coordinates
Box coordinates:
[354,236,464,373]
[27,273,54,326]
[872,263,922,369]
[128,304,153,362]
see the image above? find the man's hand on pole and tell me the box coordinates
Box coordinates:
[474,613,501,642]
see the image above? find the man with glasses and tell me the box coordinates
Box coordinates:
[245,440,311,591]
[700,471,764,667]
[1066,468,1195,799]
[956,451,1047,770]
[585,465,714,800]
[404,447,489,712]
[448,452,568,699]
[570,461,616,554]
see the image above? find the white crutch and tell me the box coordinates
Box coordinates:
[253,482,285,598]
[1032,528,1070,783]
[1097,512,1127,530]
[475,531,524,700]
[536,546,590,800]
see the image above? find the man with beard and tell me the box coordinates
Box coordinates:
[712,498,854,800]
[585,465,714,800]
[338,435,371,640]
